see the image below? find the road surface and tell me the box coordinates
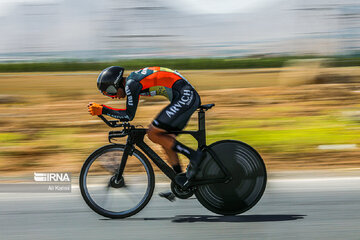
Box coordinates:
[1,171,360,240]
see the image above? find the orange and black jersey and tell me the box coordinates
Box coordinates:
[102,67,193,121]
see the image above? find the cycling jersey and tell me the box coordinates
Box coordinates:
[102,67,201,131]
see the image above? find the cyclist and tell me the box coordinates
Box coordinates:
[88,66,203,199]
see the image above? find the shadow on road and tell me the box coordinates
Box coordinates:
[171,215,306,223]
[101,214,306,222]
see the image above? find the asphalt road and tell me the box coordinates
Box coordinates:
[1,171,360,240]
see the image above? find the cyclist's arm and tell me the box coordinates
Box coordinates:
[102,79,142,121]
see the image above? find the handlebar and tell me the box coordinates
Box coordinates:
[98,115,128,128]
[97,115,141,141]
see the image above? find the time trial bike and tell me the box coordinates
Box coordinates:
[80,103,267,218]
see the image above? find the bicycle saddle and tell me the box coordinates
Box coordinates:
[198,103,215,111]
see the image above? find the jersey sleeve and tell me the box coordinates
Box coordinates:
[102,79,142,121]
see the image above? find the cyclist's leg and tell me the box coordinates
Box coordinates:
[147,124,181,172]
[147,125,181,201]
[150,80,202,180]
[162,146,182,173]
[147,123,195,162]
[147,124,174,149]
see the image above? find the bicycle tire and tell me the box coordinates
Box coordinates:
[195,140,267,215]
[80,144,155,219]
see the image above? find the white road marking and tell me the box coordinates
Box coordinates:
[1,175,360,200]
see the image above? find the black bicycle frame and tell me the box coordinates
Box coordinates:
[112,109,232,188]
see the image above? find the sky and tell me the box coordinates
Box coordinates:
[0,0,56,16]
[0,0,358,60]
[0,0,278,17]
[162,0,282,14]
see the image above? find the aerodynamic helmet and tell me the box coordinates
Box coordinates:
[97,66,125,97]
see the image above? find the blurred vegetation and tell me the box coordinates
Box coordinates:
[207,116,360,153]
[0,56,360,72]
[1,66,360,174]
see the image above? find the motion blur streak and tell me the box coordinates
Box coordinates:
[0,0,359,61]
[1,171,360,240]
[0,0,359,239]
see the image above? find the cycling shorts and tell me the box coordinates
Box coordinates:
[152,79,201,132]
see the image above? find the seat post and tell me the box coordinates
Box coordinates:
[198,109,206,148]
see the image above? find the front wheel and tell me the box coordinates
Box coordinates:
[195,140,267,215]
[79,144,155,219]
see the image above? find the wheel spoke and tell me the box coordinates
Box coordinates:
[102,186,112,209]
[118,182,140,204]
[101,178,113,208]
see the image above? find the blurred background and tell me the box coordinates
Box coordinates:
[0,0,360,175]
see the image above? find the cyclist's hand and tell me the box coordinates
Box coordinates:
[88,102,103,116]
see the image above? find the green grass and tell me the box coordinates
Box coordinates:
[0,132,28,144]
[328,57,360,67]
[1,56,359,72]
[35,127,87,150]
[206,116,360,153]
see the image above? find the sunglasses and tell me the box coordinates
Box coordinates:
[102,85,118,97]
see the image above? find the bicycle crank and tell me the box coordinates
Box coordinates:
[171,181,194,199]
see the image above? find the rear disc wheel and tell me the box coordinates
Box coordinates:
[195,140,267,215]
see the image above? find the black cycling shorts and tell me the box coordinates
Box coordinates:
[152,79,201,132]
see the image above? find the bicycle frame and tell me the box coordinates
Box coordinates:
[104,109,232,189]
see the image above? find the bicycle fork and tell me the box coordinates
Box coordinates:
[114,128,146,184]
[114,143,133,184]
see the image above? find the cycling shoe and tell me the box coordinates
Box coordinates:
[159,191,176,202]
